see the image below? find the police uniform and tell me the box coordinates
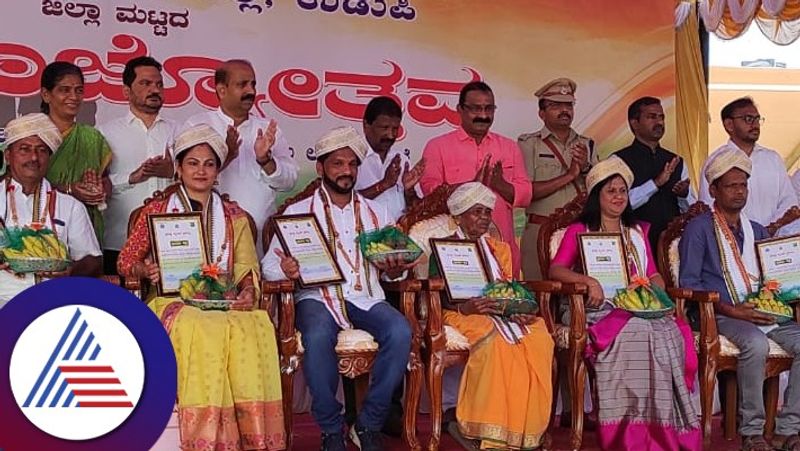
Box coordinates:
[518,78,598,279]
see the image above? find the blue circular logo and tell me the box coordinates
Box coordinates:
[0,277,177,451]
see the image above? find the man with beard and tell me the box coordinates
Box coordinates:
[1,113,102,306]
[518,78,598,280]
[699,97,798,229]
[613,96,694,257]
[263,126,415,451]
[420,81,532,275]
[355,96,424,223]
[184,59,298,256]
[98,56,175,275]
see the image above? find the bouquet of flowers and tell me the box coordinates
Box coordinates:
[178,263,237,310]
[746,279,794,322]
[612,276,674,319]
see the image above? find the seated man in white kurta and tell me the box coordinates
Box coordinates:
[262,126,414,451]
[0,113,102,306]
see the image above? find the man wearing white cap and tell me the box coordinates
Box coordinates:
[680,147,800,451]
[262,126,414,451]
[184,59,298,256]
[0,113,102,306]
[699,97,799,233]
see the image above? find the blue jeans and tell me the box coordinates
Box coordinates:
[296,299,412,434]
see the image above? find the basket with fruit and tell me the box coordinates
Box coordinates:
[746,280,795,324]
[179,264,237,311]
[0,225,69,273]
[482,280,538,317]
[612,277,674,319]
[358,226,423,265]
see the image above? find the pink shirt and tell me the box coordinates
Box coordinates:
[420,128,533,275]
[551,222,658,278]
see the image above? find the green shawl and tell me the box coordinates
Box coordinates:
[46,123,112,245]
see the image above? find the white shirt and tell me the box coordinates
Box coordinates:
[699,140,799,226]
[262,188,396,313]
[0,178,101,306]
[97,111,176,251]
[629,163,696,213]
[354,146,422,223]
[184,109,298,256]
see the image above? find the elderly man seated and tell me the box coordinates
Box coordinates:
[0,113,102,306]
[679,147,800,451]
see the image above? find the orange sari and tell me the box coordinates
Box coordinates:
[443,237,553,450]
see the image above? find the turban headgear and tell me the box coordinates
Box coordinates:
[314,126,367,162]
[173,124,228,165]
[704,146,752,184]
[4,113,62,152]
[585,156,634,193]
[447,182,497,216]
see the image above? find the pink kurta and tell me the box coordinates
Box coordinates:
[420,128,532,275]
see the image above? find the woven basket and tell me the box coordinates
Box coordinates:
[6,257,68,274]
[184,298,232,311]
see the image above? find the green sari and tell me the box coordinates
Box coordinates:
[46,123,112,244]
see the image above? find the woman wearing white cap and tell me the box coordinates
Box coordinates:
[549,157,701,450]
[117,124,285,450]
[433,181,554,451]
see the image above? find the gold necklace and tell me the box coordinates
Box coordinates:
[319,188,364,291]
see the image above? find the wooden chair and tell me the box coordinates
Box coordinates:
[400,184,562,451]
[659,202,800,445]
[537,194,704,450]
[260,178,424,450]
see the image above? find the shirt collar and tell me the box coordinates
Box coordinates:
[631,138,661,154]
[456,127,494,143]
[215,107,253,128]
[5,177,50,197]
[726,138,764,157]
[319,185,355,211]
[540,126,577,143]
[125,109,165,128]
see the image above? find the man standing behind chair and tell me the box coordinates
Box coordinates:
[184,59,297,254]
[263,126,414,451]
[680,148,800,451]
[98,56,175,275]
[518,78,598,280]
[614,96,694,256]
[699,97,798,230]
[355,96,424,223]
[420,81,531,275]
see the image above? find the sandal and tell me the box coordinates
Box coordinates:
[741,435,772,451]
[772,434,800,451]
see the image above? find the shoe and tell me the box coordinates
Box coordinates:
[381,409,403,437]
[772,434,800,451]
[741,435,773,451]
[352,423,385,451]
[442,407,457,431]
[320,432,346,451]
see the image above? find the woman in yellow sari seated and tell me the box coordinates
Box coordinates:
[435,182,554,450]
[117,124,285,450]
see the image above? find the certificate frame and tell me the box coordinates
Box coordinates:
[147,212,209,296]
[578,232,630,299]
[756,234,800,301]
[429,238,491,302]
[271,213,345,288]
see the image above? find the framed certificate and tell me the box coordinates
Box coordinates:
[430,238,491,301]
[756,234,800,301]
[148,212,209,295]
[272,214,345,288]
[578,232,629,299]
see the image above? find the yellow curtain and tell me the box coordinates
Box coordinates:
[675,0,708,191]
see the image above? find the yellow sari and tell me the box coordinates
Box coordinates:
[118,187,285,450]
[443,237,553,450]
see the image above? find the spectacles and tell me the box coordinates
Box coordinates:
[460,104,497,114]
[731,115,765,125]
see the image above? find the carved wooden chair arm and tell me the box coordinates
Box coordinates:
[553,281,589,296]
[381,279,423,293]
[520,280,562,334]
[670,288,721,357]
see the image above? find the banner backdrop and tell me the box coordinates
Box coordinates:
[0,0,675,194]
